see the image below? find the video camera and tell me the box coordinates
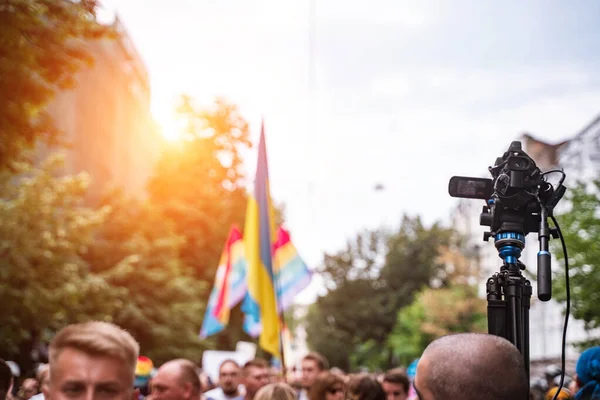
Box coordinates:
[448,140,568,395]
[448,141,566,300]
[449,141,565,237]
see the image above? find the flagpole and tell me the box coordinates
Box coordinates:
[259,117,287,380]
[274,251,288,382]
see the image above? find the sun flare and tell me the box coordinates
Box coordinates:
[161,125,182,142]
[156,112,186,143]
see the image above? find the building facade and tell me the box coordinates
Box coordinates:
[42,16,160,201]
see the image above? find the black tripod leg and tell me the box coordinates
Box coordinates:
[522,280,532,380]
[506,278,523,352]
[487,275,507,338]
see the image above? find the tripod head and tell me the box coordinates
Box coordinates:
[448,141,567,301]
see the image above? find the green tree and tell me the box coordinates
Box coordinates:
[304,303,354,371]
[551,180,600,347]
[0,154,115,370]
[84,190,208,364]
[147,96,253,351]
[305,216,455,370]
[304,229,387,370]
[388,284,487,366]
[0,0,111,171]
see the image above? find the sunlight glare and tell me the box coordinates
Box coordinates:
[156,112,186,143]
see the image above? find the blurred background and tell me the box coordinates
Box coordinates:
[1,0,600,391]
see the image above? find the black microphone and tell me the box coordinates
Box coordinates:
[537,206,552,301]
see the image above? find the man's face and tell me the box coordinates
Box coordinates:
[44,348,135,400]
[244,366,269,398]
[301,360,320,389]
[325,383,344,400]
[413,357,433,400]
[22,378,39,400]
[150,366,190,400]
[219,363,241,395]
[382,382,407,400]
[39,373,50,394]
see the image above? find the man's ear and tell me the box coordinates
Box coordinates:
[132,387,140,400]
[42,382,50,400]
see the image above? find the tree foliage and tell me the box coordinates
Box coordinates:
[0,0,112,171]
[148,96,251,284]
[0,154,114,367]
[551,180,600,346]
[387,284,487,366]
[305,216,456,370]
[304,303,354,372]
[147,96,254,351]
[83,191,208,365]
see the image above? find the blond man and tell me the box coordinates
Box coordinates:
[43,321,139,400]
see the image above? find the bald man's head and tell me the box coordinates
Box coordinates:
[414,333,528,400]
[152,359,201,400]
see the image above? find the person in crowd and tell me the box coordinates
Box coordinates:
[531,377,549,400]
[286,376,302,396]
[18,379,38,400]
[285,366,303,394]
[347,374,385,400]
[242,359,270,400]
[569,374,579,396]
[5,362,19,400]
[268,367,285,384]
[299,353,328,400]
[0,360,13,400]
[43,321,139,400]
[405,359,418,400]
[199,370,216,394]
[30,365,49,400]
[573,346,600,400]
[414,333,528,400]
[328,369,347,384]
[546,365,562,392]
[307,371,344,400]
[254,383,297,400]
[205,360,243,400]
[151,359,202,400]
[381,369,409,400]
[545,386,573,400]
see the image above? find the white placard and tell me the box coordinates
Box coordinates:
[235,342,257,359]
[202,351,251,383]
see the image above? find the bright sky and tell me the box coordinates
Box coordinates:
[102,0,600,304]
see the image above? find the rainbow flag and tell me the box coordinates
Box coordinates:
[199,226,247,338]
[273,227,312,312]
[242,121,281,357]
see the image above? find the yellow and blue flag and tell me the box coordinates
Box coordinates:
[242,120,281,357]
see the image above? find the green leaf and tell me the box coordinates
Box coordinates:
[551,179,600,342]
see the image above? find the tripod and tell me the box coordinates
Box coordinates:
[486,232,532,379]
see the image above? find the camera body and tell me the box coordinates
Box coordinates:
[448,141,564,242]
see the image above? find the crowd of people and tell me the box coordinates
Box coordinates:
[1,321,600,400]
